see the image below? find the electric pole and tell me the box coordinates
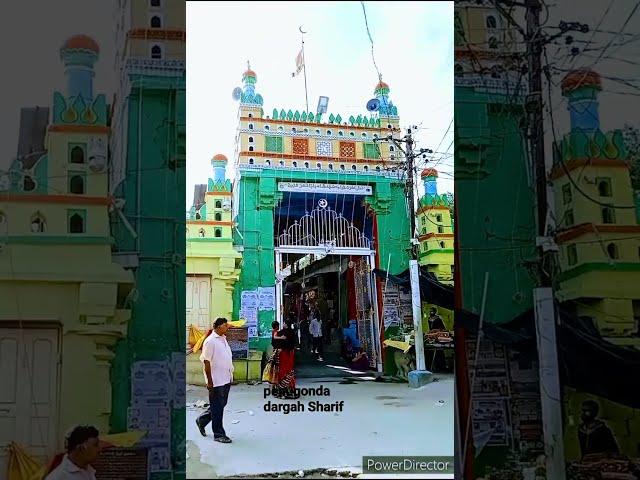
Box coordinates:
[375,128,431,261]
[525,0,566,478]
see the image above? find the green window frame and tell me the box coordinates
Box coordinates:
[67,209,86,234]
[265,136,284,153]
[363,143,380,159]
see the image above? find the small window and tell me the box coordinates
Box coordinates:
[607,243,619,260]
[602,206,615,224]
[264,125,270,131]
[151,45,162,59]
[566,209,574,226]
[597,178,612,197]
[373,134,378,139]
[278,126,284,131]
[436,214,442,222]
[562,184,572,204]
[439,241,446,249]
[389,146,395,152]
[351,165,357,171]
[362,132,367,138]
[363,165,369,171]
[68,211,85,234]
[195,212,201,220]
[422,227,427,235]
[292,127,297,133]
[23,175,36,192]
[315,129,321,134]
[215,213,222,221]
[30,213,46,233]
[215,229,222,238]
[69,174,85,194]
[488,37,498,49]
[304,162,310,168]
[438,226,445,234]
[338,131,344,136]
[567,244,577,266]
[249,158,254,165]
[350,132,355,137]
[340,164,346,171]
[70,145,85,164]
[486,15,497,29]
[327,130,332,135]
[422,217,426,225]
[248,113,253,118]
[390,154,395,160]
[316,162,322,169]
[248,136,254,143]
[279,160,285,167]
[215,200,222,208]
[265,159,271,166]
[328,164,334,170]
[293,161,298,167]
[303,128,309,133]
[199,228,205,237]
[248,124,254,130]
[150,0,161,6]
[150,15,162,28]
[387,124,392,129]
[376,166,381,172]
[249,146,254,152]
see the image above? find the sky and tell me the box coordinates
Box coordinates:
[0,0,115,170]
[186,1,455,207]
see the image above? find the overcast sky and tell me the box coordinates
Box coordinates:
[186,1,455,207]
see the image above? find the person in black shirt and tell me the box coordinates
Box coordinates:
[578,400,620,459]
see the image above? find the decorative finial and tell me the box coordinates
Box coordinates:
[247,60,251,70]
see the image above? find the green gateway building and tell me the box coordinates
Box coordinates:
[107,1,186,477]
[231,67,412,374]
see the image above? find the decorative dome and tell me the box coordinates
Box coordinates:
[61,35,100,54]
[561,69,602,94]
[421,168,438,178]
[211,153,228,163]
[374,81,390,93]
[243,69,257,80]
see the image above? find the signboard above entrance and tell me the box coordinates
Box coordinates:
[278,182,372,196]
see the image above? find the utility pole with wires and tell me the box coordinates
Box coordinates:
[524,0,565,478]
[374,128,432,261]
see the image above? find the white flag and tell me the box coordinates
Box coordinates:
[292,49,304,77]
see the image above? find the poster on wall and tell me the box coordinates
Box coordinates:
[258,286,276,311]
[240,290,258,309]
[239,307,257,327]
[383,305,400,328]
[92,447,148,480]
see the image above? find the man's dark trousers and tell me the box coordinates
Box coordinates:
[197,383,231,438]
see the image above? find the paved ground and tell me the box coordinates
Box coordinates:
[186,374,455,478]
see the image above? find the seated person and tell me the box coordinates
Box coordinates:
[350,347,370,371]
[342,336,355,363]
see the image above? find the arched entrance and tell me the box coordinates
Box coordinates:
[274,201,383,373]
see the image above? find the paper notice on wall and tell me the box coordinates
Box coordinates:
[241,290,259,309]
[148,447,172,472]
[127,406,171,432]
[383,305,401,328]
[258,286,276,311]
[248,326,258,338]
[131,361,171,400]
[239,307,258,327]
[171,353,186,408]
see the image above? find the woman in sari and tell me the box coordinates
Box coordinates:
[262,321,282,392]
[272,319,298,399]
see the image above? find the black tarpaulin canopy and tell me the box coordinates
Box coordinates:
[374,266,640,408]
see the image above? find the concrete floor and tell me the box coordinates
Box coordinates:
[186,374,455,478]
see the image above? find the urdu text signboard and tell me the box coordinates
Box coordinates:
[278,182,372,196]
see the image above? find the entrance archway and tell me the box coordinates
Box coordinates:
[274,202,382,373]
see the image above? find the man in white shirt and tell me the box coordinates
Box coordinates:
[309,311,324,361]
[196,317,234,443]
[45,425,100,480]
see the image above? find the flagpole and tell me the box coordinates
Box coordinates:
[300,26,309,113]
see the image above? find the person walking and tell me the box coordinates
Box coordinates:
[309,309,324,361]
[196,317,234,443]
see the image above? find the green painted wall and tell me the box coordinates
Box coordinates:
[109,74,186,477]
[455,87,537,324]
[232,168,411,374]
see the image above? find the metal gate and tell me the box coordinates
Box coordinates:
[274,201,383,372]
